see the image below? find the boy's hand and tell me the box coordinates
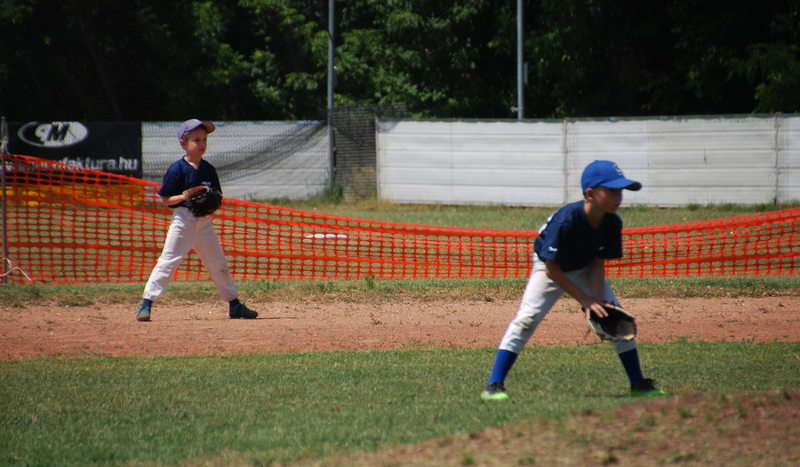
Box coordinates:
[182,186,208,200]
[581,299,609,318]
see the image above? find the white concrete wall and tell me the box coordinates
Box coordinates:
[140,116,800,206]
[376,120,565,205]
[782,116,800,202]
[377,115,799,207]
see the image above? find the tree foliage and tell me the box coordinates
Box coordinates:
[1,0,798,121]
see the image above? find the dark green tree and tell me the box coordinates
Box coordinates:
[1,0,798,120]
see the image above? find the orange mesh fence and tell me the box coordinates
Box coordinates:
[2,154,798,284]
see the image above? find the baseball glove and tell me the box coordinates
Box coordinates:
[585,303,637,342]
[184,186,222,217]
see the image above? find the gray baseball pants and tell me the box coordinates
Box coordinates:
[143,207,238,302]
[498,256,637,354]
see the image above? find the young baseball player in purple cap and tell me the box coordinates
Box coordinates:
[481,160,664,400]
[134,119,257,322]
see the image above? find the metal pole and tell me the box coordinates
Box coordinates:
[327,0,335,191]
[774,112,782,204]
[1,116,9,284]
[516,0,524,120]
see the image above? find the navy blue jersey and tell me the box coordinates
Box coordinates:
[533,201,623,271]
[158,158,222,208]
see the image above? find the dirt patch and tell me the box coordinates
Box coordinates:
[308,391,800,466]
[1,296,798,360]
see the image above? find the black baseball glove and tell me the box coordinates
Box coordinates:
[585,303,637,342]
[184,186,223,217]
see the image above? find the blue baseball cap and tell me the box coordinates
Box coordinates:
[177,119,215,139]
[581,160,642,193]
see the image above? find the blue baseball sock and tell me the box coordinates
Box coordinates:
[618,348,645,387]
[488,349,518,385]
[142,299,153,308]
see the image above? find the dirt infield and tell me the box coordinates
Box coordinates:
[1,296,798,360]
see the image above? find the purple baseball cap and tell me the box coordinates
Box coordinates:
[177,119,215,139]
[581,160,642,193]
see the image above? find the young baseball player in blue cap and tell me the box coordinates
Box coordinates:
[481,160,664,400]
[135,119,257,322]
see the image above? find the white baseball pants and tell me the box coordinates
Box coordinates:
[498,256,637,355]
[143,207,238,303]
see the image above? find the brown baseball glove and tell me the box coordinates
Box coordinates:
[585,303,637,342]
[184,186,223,217]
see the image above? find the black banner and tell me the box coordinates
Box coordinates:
[8,121,142,178]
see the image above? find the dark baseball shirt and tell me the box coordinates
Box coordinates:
[533,200,623,272]
[158,158,222,209]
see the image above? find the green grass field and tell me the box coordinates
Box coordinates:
[264,199,798,230]
[1,202,798,465]
[1,343,798,465]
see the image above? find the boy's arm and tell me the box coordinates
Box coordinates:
[160,192,189,208]
[159,187,207,208]
[544,259,609,317]
[587,256,607,304]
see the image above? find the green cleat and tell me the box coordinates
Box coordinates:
[481,382,510,401]
[631,378,666,397]
[135,304,151,322]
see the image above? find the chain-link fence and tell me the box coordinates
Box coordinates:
[331,103,407,200]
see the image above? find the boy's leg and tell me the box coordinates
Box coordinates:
[142,209,196,302]
[596,281,665,396]
[192,217,238,302]
[192,217,256,319]
[497,258,564,355]
[482,258,563,400]
[617,341,664,396]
